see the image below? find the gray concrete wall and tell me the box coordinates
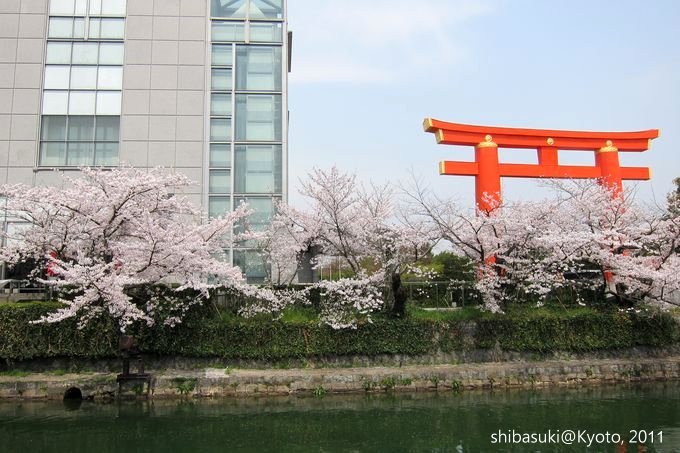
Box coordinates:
[0,0,48,186]
[121,0,209,208]
[1,356,679,400]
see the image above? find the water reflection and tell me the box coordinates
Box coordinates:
[0,382,678,452]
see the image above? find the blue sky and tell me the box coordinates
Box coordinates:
[286,0,680,209]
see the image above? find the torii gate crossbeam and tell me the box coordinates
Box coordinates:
[423,118,660,212]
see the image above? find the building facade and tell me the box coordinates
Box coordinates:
[0,0,290,281]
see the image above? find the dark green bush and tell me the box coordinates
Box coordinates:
[0,302,677,363]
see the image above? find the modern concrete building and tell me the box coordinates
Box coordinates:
[0,0,290,281]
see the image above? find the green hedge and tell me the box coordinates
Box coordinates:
[0,303,678,362]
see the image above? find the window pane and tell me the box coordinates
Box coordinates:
[211,68,232,90]
[48,18,74,39]
[42,91,69,115]
[50,0,75,15]
[99,43,124,64]
[210,144,231,167]
[239,197,275,229]
[97,66,123,89]
[250,23,283,42]
[70,66,97,89]
[210,118,231,141]
[41,116,67,140]
[73,18,85,39]
[235,94,281,141]
[88,0,101,15]
[46,42,72,64]
[99,18,125,39]
[74,0,87,15]
[211,0,246,18]
[250,0,283,19]
[212,44,232,66]
[209,197,231,219]
[72,42,99,64]
[40,142,67,166]
[67,116,94,140]
[95,116,120,140]
[211,93,231,116]
[69,91,96,114]
[233,250,267,281]
[234,145,281,193]
[44,66,71,89]
[94,142,118,166]
[89,18,102,38]
[96,91,122,115]
[235,46,282,91]
[101,0,126,15]
[210,170,231,194]
[212,22,245,41]
[67,142,94,166]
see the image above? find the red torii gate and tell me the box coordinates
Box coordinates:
[423,118,660,212]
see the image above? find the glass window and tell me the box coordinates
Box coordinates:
[73,18,86,38]
[48,18,75,39]
[41,116,68,140]
[68,91,96,114]
[212,22,245,42]
[89,0,102,15]
[233,249,267,281]
[44,66,71,90]
[67,142,93,166]
[97,66,123,90]
[50,0,75,15]
[235,46,282,91]
[46,42,72,64]
[40,142,67,166]
[211,93,231,116]
[95,116,120,141]
[211,0,246,18]
[211,68,232,91]
[94,142,118,166]
[70,66,98,89]
[234,145,281,193]
[101,0,126,16]
[238,197,276,230]
[72,42,99,64]
[74,0,87,15]
[99,18,125,39]
[235,94,282,141]
[210,170,231,194]
[210,118,231,141]
[96,91,122,115]
[42,91,69,115]
[209,197,231,219]
[250,0,283,19]
[210,144,231,167]
[212,44,232,66]
[67,116,94,141]
[250,23,283,42]
[99,43,124,65]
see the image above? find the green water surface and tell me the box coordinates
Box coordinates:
[1,382,679,452]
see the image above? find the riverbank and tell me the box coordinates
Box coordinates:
[1,355,678,400]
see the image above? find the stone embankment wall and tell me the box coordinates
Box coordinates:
[1,356,678,400]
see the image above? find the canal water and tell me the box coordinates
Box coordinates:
[0,382,678,452]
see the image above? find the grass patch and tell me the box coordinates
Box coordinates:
[0,370,31,377]
[407,305,483,322]
[279,306,318,323]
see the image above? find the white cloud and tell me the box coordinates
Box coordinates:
[288,0,495,85]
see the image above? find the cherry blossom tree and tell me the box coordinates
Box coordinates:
[255,167,435,326]
[0,167,251,331]
[405,177,680,311]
